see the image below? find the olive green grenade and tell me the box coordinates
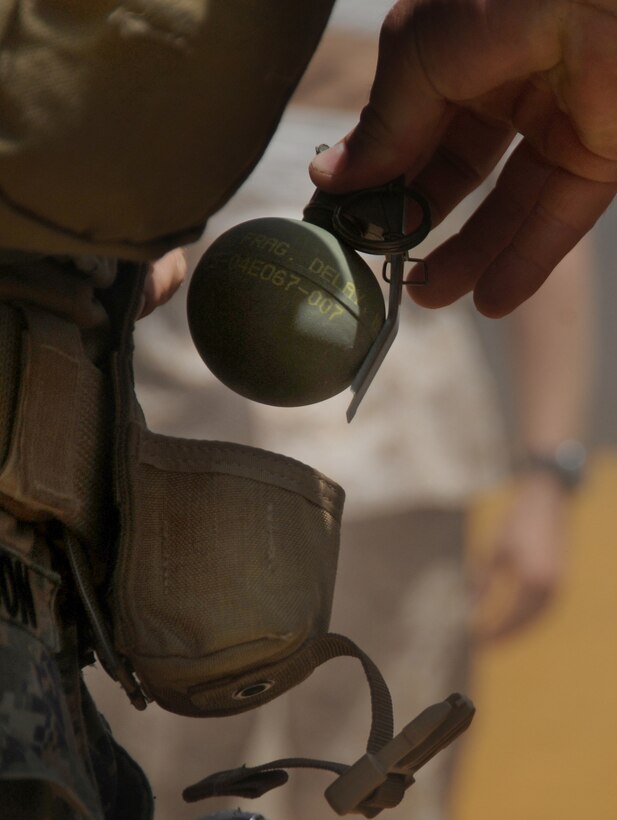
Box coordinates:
[187,175,430,411]
[187,214,386,406]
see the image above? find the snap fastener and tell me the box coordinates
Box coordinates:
[232,680,275,700]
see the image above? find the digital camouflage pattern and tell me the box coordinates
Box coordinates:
[0,540,153,819]
[0,252,154,818]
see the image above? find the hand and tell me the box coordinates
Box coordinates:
[310,0,617,317]
[472,473,570,643]
[138,248,187,319]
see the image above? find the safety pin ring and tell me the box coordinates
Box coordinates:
[333,187,431,255]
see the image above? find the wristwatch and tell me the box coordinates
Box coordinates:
[517,440,587,491]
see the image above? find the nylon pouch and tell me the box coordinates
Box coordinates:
[110,418,345,717]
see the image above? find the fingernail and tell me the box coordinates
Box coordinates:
[310,141,347,177]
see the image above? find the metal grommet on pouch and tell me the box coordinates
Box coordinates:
[233,681,276,700]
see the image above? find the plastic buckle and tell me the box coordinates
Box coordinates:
[325,693,475,817]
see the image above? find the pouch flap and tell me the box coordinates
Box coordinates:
[112,420,344,715]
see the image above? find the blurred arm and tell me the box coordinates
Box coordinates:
[512,238,593,457]
[474,236,594,641]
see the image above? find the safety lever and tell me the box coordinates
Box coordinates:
[304,155,432,421]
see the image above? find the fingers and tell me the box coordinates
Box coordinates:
[510,79,617,183]
[409,141,553,309]
[309,2,448,192]
[138,248,187,319]
[472,548,558,644]
[473,152,616,316]
[410,108,516,227]
[474,581,551,643]
[310,0,561,192]
[472,477,569,643]
[409,141,617,315]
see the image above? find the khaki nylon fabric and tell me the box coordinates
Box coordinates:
[0,302,111,556]
[111,421,345,716]
[0,0,335,259]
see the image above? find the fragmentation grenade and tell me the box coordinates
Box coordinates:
[187,175,430,410]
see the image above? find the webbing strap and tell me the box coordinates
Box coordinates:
[184,692,476,818]
[183,632,397,816]
[0,302,110,549]
[275,633,394,754]
[183,758,345,802]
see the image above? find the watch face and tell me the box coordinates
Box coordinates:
[555,440,587,472]
[523,440,587,490]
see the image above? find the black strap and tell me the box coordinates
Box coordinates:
[183,758,345,802]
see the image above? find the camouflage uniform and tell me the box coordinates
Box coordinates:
[0,535,152,818]
[0,257,153,819]
[0,532,153,819]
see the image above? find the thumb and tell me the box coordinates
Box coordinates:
[308,104,446,194]
[309,0,455,193]
[309,5,447,193]
[309,0,561,194]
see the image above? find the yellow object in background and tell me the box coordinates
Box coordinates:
[455,451,617,820]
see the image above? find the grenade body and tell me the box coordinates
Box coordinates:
[187,217,385,406]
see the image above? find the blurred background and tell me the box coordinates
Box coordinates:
[87,2,617,818]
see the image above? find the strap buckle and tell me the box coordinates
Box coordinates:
[325,693,475,817]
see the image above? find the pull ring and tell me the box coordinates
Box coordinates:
[332,183,431,255]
